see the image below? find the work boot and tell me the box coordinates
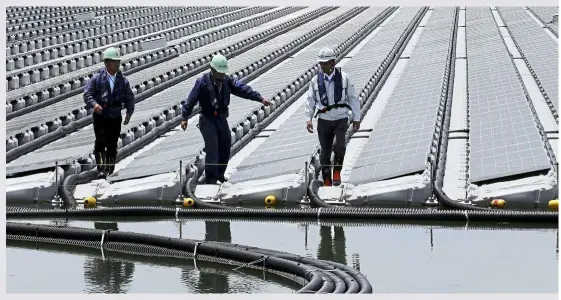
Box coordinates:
[96,151,107,178]
[333,158,343,186]
[332,169,341,186]
[321,167,332,187]
[217,175,228,183]
[106,156,116,176]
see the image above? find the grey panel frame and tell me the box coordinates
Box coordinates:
[5,49,163,138]
[6,49,153,103]
[229,7,424,183]
[466,7,551,183]
[6,8,315,175]
[347,7,457,185]
[5,8,313,140]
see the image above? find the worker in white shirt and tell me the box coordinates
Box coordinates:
[304,47,361,186]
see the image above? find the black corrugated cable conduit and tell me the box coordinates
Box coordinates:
[6,6,309,163]
[6,222,371,294]
[7,214,556,230]
[185,7,398,192]
[186,168,230,209]
[60,168,99,207]
[7,237,310,292]
[58,6,354,204]
[207,241,372,293]
[6,205,559,222]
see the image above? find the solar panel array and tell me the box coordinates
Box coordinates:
[109,7,379,182]
[347,7,456,185]
[466,7,551,183]
[527,6,559,36]
[498,7,559,115]
[6,7,320,175]
[229,7,423,183]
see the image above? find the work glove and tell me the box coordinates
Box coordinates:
[261,98,272,106]
[123,114,131,125]
[181,120,188,131]
[353,121,361,131]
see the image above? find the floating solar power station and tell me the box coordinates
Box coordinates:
[5,6,559,209]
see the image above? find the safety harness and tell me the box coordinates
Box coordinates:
[203,73,228,117]
[98,71,124,109]
[314,67,352,118]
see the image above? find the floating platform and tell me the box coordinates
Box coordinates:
[5,6,559,211]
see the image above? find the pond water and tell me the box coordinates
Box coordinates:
[6,219,559,293]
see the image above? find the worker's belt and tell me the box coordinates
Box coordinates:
[102,102,122,109]
[202,109,228,118]
[314,103,352,118]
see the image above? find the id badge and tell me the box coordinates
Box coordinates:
[101,91,109,103]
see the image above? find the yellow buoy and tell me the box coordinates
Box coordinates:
[548,199,558,210]
[265,195,277,206]
[183,198,195,207]
[83,196,97,208]
[490,199,506,209]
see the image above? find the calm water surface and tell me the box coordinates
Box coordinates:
[6,219,559,293]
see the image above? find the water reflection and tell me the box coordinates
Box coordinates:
[7,218,557,293]
[82,222,135,293]
[317,226,347,265]
[181,221,232,293]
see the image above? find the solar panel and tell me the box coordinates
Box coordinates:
[230,7,424,183]
[110,7,380,182]
[528,6,559,35]
[466,7,551,183]
[498,7,558,113]
[348,7,456,185]
[8,8,346,176]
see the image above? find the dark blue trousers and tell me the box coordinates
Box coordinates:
[199,115,231,184]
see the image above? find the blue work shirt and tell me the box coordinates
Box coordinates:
[182,73,263,120]
[83,69,135,118]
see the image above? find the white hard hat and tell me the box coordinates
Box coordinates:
[317,47,337,63]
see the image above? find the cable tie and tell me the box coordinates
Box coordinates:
[175,207,179,219]
[100,229,110,261]
[193,241,201,258]
[101,246,106,261]
[317,207,322,219]
[100,229,109,247]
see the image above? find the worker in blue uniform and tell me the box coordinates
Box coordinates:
[305,47,361,186]
[181,54,271,184]
[83,47,135,178]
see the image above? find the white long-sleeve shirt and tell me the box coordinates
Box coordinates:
[106,70,116,93]
[304,70,361,122]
